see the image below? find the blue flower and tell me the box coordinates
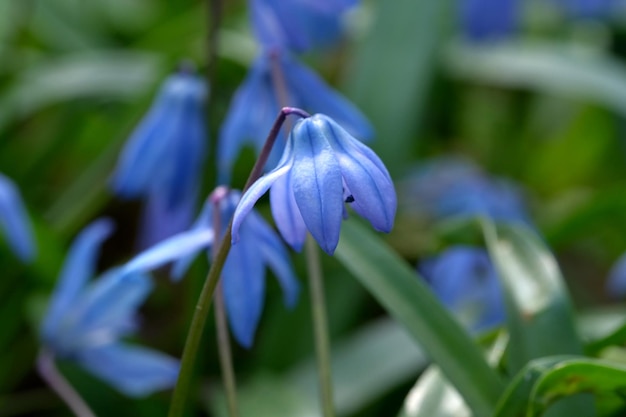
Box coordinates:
[123,187,300,348]
[250,0,357,52]
[111,68,207,247]
[232,114,396,255]
[401,157,531,225]
[40,219,179,397]
[217,51,373,183]
[420,246,505,332]
[0,173,35,261]
[460,0,520,42]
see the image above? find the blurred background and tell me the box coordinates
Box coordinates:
[4,0,626,415]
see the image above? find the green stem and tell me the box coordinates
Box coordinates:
[211,188,239,417]
[168,228,232,417]
[305,234,335,417]
[214,286,239,417]
[167,108,308,417]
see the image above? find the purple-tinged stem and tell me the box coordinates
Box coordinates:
[37,350,96,417]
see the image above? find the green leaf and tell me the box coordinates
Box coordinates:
[482,221,595,417]
[335,219,503,417]
[579,306,626,355]
[493,356,575,417]
[528,358,626,417]
[481,221,584,371]
[445,42,626,117]
[398,366,471,417]
[0,51,163,132]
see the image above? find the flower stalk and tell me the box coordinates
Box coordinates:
[305,234,335,417]
[37,350,96,417]
[168,107,308,417]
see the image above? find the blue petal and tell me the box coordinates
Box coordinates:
[320,115,396,232]
[291,117,344,255]
[138,185,198,249]
[231,141,294,244]
[250,0,356,52]
[222,221,266,348]
[112,73,207,198]
[77,342,179,397]
[171,199,215,280]
[217,55,280,184]
[63,271,153,351]
[41,219,114,343]
[123,229,214,279]
[420,246,505,332]
[460,0,520,42]
[283,55,374,140]
[0,173,35,261]
[246,211,300,307]
[269,165,308,251]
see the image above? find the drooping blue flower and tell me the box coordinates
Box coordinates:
[0,173,35,261]
[40,219,179,397]
[420,246,505,332]
[232,114,396,255]
[459,0,520,42]
[250,0,358,52]
[111,68,207,247]
[400,157,531,225]
[217,51,373,184]
[123,187,300,348]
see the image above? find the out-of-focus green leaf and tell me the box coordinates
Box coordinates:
[493,356,573,417]
[288,319,427,416]
[482,221,584,370]
[0,51,163,131]
[345,0,451,176]
[208,319,428,417]
[335,219,503,417]
[445,42,626,117]
[482,221,594,416]
[398,366,470,417]
[578,307,626,355]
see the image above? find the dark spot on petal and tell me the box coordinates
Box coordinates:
[345,195,355,203]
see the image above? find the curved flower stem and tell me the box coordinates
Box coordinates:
[305,234,335,417]
[37,350,96,417]
[168,107,309,417]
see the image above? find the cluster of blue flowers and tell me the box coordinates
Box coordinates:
[27,0,397,401]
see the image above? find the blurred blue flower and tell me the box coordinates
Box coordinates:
[420,246,505,332]
[400,157,531,225]
[123,187,300,348]
[217,51,373,184]
[111,68,207,247]
[250,0,357,52]
[553,0,617,18]
[0,173,35,261]
[459,0,520,42]
[605,252,626,297]
[40,219,179,397]
[232,114,396,255]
